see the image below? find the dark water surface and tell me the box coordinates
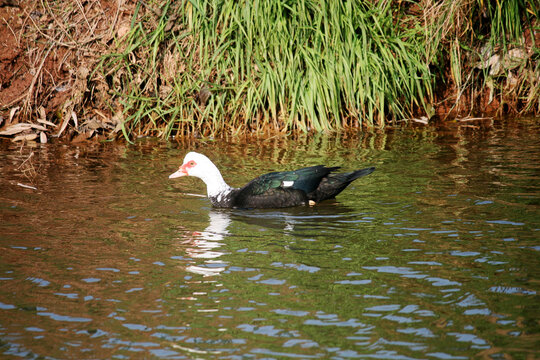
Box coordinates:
[1,120,539,359]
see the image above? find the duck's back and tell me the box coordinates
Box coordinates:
[229,166,337,208]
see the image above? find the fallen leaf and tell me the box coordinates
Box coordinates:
[0,123,33,136]
[37,118,57,127]
[71,111,78,129]
[40,132,47,143]
[38,106,46,122]
[13,133,38,142]
[9,107,20,122]
[56,112,71,137]
[30,123,47,131]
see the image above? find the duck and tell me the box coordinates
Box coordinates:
[169,152,375,209]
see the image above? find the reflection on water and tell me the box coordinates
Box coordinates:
[0,120,539,359]
[184,211,230,277]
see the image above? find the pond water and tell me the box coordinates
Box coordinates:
[1,120,539,359]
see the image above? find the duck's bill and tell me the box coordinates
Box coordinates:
[169,167,188,179]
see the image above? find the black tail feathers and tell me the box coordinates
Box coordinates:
[348,167,375,181]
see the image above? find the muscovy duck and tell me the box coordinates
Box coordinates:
[169,152,375,209]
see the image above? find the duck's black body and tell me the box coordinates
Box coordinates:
[169,152,375,209]
[215,165,375,209]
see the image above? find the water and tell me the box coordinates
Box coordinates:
[1,120,539,359]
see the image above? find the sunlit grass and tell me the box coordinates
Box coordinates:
[93,0,537,140]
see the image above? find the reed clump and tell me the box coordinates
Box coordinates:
[93,0,435,139]
[0,0,537,141]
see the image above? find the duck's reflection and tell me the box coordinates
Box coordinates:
[229,201,357,233]
[182,203,359,276]
[185,210,231,277]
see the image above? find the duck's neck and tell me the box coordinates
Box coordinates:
[200,166,233,198]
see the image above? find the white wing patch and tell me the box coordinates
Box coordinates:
[282,180,294,187]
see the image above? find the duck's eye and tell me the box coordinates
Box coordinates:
[189,161,196,166]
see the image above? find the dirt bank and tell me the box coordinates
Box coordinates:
[0,0,128,142]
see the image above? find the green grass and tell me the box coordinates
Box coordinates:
[95,0,433,139]
[93,0,537,140]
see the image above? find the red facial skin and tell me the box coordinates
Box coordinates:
[170,160,197,179]
[179,160,197,176]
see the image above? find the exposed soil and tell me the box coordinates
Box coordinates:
[0,2,33,109]
[0,0,128,141]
